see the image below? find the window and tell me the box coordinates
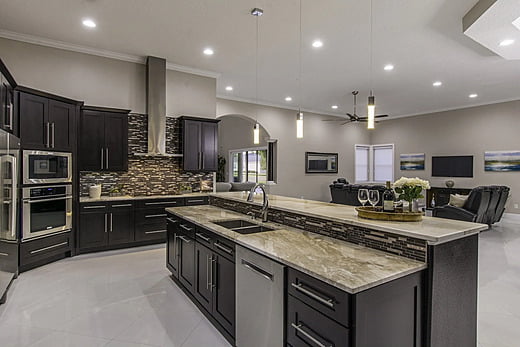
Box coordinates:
[230,148,267,183]
[355,144,394,183]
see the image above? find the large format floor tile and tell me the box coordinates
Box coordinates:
[0,219,519,346]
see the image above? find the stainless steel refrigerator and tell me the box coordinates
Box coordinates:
[0,128,19,303]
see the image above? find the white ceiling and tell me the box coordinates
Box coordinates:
[1,0,519,119]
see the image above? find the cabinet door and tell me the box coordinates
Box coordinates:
[0,76,7,132]
[167,218,179,278]
[108,209,134,245]
[212,253,235,337]
[178,232,196,293]
[48,100,76,151]
[79,110,105,171]
[183,120,201,171]
[104,113,128,171]
[79,211,108,249]
[194,242,213,312]
[19,92,49,149]
[201,122,218,171]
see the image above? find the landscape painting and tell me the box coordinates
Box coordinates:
[484,151,520,172]
[400,153,425,170]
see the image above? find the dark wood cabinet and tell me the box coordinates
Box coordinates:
[178,222,196,293]
[79,202,135,250]
[0,60,17,135]
[181,117,219,171]
[194,242,213,312]
[19,232,72,272]
[19,91,77,151]
[135,198,186,242]
[80,106,129,172]
[212,251,235,335]
[167,217,180,278]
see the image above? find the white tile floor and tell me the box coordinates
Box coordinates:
[0,218,518,347]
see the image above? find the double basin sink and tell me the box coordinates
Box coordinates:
[212,219,275,234]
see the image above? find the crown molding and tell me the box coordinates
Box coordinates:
[0,29,220,78]
[216,93,346,119]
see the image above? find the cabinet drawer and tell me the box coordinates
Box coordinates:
[20,232,72,267]
[194,227,214,247]
[80,203,109,213]
[185,196,209,206]
[135,223,167,242]
[135,209,168,224]
[177,220,197,239]
[109,201,134,210]
[287,294,350,347]
[213,237,235,262]
[288,268,350,327]
[136,198,184,209]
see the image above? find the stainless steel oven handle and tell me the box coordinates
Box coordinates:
[291,323,331,347]
[24,196,73,203]
[241,259,273,281]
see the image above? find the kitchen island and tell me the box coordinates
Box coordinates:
[166,192,487,347]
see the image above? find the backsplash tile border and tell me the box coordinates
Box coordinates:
[209,196,427,262]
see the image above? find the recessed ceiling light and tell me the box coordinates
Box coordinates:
[203,48,214,56]
[499,39,515,47]
[285,96,293,102]
[82,19,96,28]
[433,81,442,87]
[331,105,338,109]
[469,93,478,98]
[312,40,323,48]
[225,86,233,91]
[383,64,394,71]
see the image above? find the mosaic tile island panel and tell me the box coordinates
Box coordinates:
[80,114,214,196]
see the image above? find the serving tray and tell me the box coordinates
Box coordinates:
[355,206,423,222]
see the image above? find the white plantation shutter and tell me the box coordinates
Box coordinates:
[355,145,370,182]
[373,144,394,182]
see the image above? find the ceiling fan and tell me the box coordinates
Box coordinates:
[323,91,388,125]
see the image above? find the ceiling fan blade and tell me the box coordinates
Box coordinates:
[375,114,389,118]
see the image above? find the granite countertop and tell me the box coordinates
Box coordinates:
[211,192,488,245]
[80,192,209,203]
[166,205,427,294]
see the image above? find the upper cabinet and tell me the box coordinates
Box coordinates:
[18,88,80,152]
[0,59,17,135]
[181,116,219,171]
[79,106,129,172]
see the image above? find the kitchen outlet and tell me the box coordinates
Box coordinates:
[514,203,519,209]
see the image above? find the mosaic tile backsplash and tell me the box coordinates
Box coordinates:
[210,196,427,262]
[80,114,213,196]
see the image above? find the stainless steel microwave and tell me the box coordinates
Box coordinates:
[23,150,72,185]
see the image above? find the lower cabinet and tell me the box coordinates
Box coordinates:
[20,232,72,272]
[167,214,236,340]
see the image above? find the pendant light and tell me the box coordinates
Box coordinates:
[252,7,263,144]
[296,0,304,139]
[367,0,375,130]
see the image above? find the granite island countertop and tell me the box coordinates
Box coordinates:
[80,192,209,203]
[166,205,427,294]
[211,192,488,245]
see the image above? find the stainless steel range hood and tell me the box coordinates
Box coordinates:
[134,56,182,157]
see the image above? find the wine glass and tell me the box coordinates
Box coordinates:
[368,190,380,209]
[357,189,369,207]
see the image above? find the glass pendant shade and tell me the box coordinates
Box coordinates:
[296,112,304,138]
[253,123,260,144]
[367,95,375,129]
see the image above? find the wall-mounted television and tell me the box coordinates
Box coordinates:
[431,155,473,177]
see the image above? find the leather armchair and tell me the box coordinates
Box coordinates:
[493,186,510,224]
[433,186,491,224]
[330,183,385,207]
[484,186,502,225]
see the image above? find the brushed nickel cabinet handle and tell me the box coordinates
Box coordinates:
[30,241,68,255]
[83,205,106,209]
[104,213,108,233]
[51,123,55,148]
[106,148,109,170]
[214,242,233,255]
[145,230,166,234]
[196,233,211,242]
[291,323,331,347]
[145,214,167,218]
[100,148,104,169]
[290,282,334,308]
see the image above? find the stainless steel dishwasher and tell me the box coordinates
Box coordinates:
[236,245,285,347]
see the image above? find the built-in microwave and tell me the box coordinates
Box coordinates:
[21,185,72,241]
[23,150,72,185]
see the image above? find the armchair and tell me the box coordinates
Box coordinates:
[432,186,491,224]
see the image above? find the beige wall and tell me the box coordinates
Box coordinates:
[217,99,371,202]
[370,100,520,213]
[166,69,216,117]
[0,37,146,112]
[0,38,216,117]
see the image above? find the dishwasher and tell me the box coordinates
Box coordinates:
[236,245,285,347]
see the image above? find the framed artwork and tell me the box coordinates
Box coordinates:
[305,152,338,173]
[400,153,425,170]
[484,151,520,172]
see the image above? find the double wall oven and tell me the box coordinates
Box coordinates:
[21,150,73,241]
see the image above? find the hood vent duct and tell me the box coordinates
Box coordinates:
[135,56,181,157]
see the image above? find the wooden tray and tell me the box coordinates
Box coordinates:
[355,206,423,222]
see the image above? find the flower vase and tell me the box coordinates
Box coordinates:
[412,199,419,213]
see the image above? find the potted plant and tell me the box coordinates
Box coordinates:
[393,177,430,212]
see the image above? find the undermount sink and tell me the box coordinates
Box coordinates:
[211,219,275,234]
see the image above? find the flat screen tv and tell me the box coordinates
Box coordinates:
[432,156,473,177]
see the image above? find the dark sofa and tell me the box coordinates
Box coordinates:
[330,180,385,207]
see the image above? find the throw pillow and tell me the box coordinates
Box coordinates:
[449,194,469,208]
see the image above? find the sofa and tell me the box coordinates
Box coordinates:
[216,182,257,192]
[432,186,509,225]
[330,180,385,207]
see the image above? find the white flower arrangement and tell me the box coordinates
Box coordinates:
[393,177,431,212]
[393,177,430,190]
